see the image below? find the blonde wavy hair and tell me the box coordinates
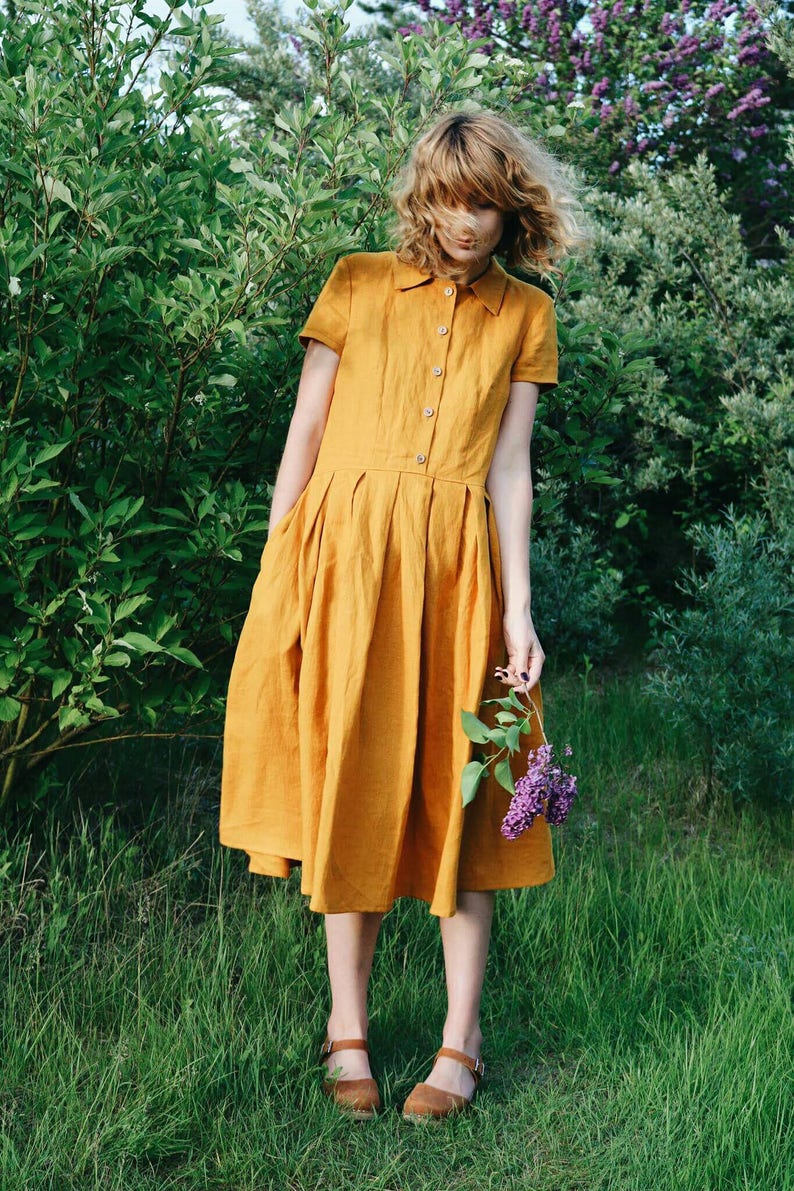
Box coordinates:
[391,108,587,278]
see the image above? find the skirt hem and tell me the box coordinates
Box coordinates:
[222,839,556,918]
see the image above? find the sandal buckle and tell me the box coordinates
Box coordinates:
[474,1057,485,1080]
[321,1039,334,1057]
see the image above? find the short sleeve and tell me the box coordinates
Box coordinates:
[510,291,558,387]
[297,256,352,356]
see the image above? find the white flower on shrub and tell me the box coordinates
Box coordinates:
[8,276,21,297]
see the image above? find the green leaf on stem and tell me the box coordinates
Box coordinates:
[461,760,488,807]
[495,710,518,725]
[461,710,490,743]
[494,756,515,795]
[506,723,522,752]
[0,696,22,722]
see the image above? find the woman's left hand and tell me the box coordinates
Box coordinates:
[496,610,545,694]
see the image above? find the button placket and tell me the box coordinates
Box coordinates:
[415,284,455,471]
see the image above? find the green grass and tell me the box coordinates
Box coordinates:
[1,674,791,1190]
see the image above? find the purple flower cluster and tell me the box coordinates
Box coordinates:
[500,744,578,840]
[419,0,774,162]
[705,0,737,19]
[727,85,770,120]
[591,76,610,100]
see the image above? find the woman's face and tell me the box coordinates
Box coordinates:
[433,200,505,271]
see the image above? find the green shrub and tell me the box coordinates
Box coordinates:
[0,0,656,813]
[532,525,623,667]
[563,150,794,593]
[647,512,793,807]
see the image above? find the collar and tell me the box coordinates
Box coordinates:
[393,253,507,316]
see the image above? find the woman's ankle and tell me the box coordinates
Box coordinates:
[440,1022,483,1056]
[326,1013,370,1042]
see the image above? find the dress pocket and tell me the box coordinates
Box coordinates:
[260,493,302,565]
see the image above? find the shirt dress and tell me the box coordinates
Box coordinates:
[219,249,559,917]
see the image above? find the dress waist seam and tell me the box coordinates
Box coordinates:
[311,466,486,491]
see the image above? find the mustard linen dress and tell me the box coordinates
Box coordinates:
[220,250,559,917]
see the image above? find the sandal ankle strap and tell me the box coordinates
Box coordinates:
[436,1046,485,1084]
[320,1037,369,1059]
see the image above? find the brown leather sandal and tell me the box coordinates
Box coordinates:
[402,1046,485,1120]
[320,1037,381,1120]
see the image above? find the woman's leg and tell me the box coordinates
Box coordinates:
[323,910,384,1080]
[424,890,495,1096]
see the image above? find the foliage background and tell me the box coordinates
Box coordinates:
[0,0,792,809]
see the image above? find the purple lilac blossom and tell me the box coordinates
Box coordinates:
[500,744,579,839]
[677,34,701,57]
[590,6,609,32]
[727,87,770,119]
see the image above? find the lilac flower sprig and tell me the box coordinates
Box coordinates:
[501,743,578,839]
[460,685,578,837]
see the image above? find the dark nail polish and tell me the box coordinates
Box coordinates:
[520,672,529,681]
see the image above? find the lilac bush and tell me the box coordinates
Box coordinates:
[403,0,789,237]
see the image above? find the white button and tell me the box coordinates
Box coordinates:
[432,366,442,376]
[423,407,434,417]
[444,286,454,296]
[416,453,426,464]
[438,325,448,335]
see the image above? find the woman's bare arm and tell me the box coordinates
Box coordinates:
[485,379,544,691]
[267,340,340,537]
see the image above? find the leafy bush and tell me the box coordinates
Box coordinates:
[564,150,794,590]
[0,0,653,811]
[531,525,623,667]
[647,512,793,807]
